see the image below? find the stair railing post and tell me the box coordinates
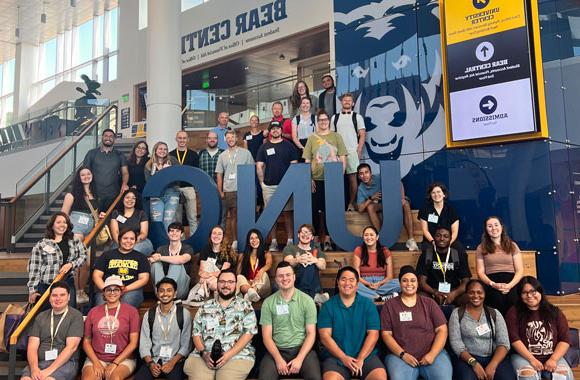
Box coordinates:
[8,343,16,380]
[44,170,51,214]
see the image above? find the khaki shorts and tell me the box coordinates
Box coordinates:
[346,150,360,174]
[83,358,137,373]
[261,183,293,211]
[224,191,237,209]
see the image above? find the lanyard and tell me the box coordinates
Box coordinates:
[169,243,181,256]
[105,303,121,342]
[228,147,238,167]
[50,308,69,350]
[156,305,176,342]
[176,149,188,165]
[435,247,451,283]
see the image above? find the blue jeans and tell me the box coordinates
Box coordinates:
[151,262,191,300]
[295,263,322,297]
[453,354,515,380]
[357,276,400,299]
[385,350,452,380]
[150,187,180,231]
[511,353,573,380]
[95,288,144,308]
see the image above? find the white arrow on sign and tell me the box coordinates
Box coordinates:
[482,100,495,109]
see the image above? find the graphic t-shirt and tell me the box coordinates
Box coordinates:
[302,132,347,180]
[94,249,151,285]
[199,245,233,271]
[84,303,141,362]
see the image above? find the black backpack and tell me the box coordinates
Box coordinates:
[457,305,497,339]
[332,112,359,135]
[147,304,185,355]
[295,114,316,128]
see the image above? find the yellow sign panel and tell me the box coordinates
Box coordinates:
[445,0,526,45]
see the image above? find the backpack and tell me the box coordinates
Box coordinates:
[295,114,316,128]
[457,305,497,339]
[147,304,185,355]
[332,112,359,135]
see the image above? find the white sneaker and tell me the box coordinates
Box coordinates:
[231,240,238,251]
[286,239,293,247]
[406,238,419,251]
[314,292,330,304]
[269,239,278,252]
[76,289,89,304]
[246,288,261,302]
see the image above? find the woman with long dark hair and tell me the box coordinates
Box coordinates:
[449,279,514,380]
[110,189,153,256]
[236,229,272,303]
[352,225,400,300]
[62,166,102,240]
[506,276,573,379]
[126,140,149,193]
[27,212,87,308]
[418,182,462,251]
[289,80,317,116]
[476,216,524,314]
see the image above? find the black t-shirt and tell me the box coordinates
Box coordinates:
[199,245,232,270]
[256,140,298,185]
[170,148,200,188]
[57,239,70,264]
[415,245,471,289]
[127,160,147,193]
[83,148,127,198]
[95,249,150,286]
[418,202,459,240]
[157,243,194,274]
[111,209,147,235]
[244,131,265,160]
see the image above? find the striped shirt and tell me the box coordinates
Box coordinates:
[198,148,223,183]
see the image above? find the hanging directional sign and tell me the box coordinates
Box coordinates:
[440,0,548,147]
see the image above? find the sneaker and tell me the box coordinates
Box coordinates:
[286,238,293,247]
[323,241,332,252]
[405,238,419,251]
[187,293,206,307]
[246,288,261,303]
[381,293,398,302]
[314,292,330,304]
[269,239,278,252]
[76,289,89,304]
[231,240,238,251]
[347,204,356,212]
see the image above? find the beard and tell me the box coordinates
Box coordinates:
[218,290,235,300]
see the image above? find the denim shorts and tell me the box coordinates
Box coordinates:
[70,211,94,235]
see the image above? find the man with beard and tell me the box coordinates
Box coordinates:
[137,278,192,379]
[318,74,340,115]
[198,131,224,184]
[259,262,321,380]
[184,268,257,380]
[83,128,129,210]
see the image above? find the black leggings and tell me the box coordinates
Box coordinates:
[484,271,518,315]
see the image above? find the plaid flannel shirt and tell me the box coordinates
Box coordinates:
[27,238,87,293]
[198,148,223,183]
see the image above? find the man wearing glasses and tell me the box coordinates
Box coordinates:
[184,268,257,380]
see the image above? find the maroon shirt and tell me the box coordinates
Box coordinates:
[505,306,570,363]
[381,295,447,359]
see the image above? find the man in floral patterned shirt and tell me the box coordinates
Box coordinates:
[183,268,257,380]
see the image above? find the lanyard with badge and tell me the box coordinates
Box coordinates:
[45,308,69,361]
[176,149,187,165]
[435,247,451,293]
[227,148,238,180]
[157,305,176,360]
[104,304,121,354]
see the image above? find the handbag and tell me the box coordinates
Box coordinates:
[85,198,111,246]
[0,303,31,353]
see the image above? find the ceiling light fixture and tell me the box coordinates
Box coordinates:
[41,13,47,23]
[70,0,76,7]
[15,6,20,38]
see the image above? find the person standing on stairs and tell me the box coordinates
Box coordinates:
[61,166,101,304]
[27,212,87,310]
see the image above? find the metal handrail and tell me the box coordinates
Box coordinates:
[7,190,124,380]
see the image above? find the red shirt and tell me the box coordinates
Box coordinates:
[354,246,392,277]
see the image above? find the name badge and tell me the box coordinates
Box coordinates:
[399,311,412,322]
[438,282,451,293]
[116,215,127,223]
[159,345,173,358]
[245,135,253,140]
[78,215,90,225]
[43,245,56,254]
[104,343,117,354]
[276,304,289,315]
[266,148,276,156]
[427,213,439,223]
[45,349,58,361]
[228,173,237,180]
[476,323,491,336]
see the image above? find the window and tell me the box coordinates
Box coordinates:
[74,19,94,66]
[2,60,15,96]
[39,38,57,80]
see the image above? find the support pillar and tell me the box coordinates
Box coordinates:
[13,42,36,121]
[146,0,181,149]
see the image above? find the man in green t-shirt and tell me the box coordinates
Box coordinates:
[259,262,321,380]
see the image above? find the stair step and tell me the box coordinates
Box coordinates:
[0,273,28,286]
[0,286,28,302]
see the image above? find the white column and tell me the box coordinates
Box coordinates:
[146,0,181,150]
[13,42,37,121]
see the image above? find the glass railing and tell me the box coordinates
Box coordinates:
[0,104,118,250]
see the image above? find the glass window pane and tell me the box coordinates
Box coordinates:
[75,19,94,65]
[96,59,104,82]
[3,59,15,95]
[0,64,3,95]
[95,15,104,57]
[139,0,147,30]
[40,38,57,80]
[109,8,118,52]
[1,95,13,128]
[182,0,203,11]
[109,54,117,81]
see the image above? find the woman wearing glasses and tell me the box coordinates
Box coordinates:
[506,276,573,379]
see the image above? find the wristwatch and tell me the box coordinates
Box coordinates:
[399,350,406,359]
[468,357,477,367]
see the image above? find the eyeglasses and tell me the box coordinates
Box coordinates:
[521,289,538,297]
[317,118,330,123]
[218,280,236,286]
[105,287,121,293]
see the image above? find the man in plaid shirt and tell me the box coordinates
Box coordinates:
[198,131,224,183]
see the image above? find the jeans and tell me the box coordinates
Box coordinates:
[511,353,573,380]
[70,211,94,236]
[150,187,180,231]
[385,350,453,380]
[295,263,322,297]
[453,354,515,380]
[179,187,198,236]
[357,276,400,299]
[151,262,191,300]
[95,288,144,308]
